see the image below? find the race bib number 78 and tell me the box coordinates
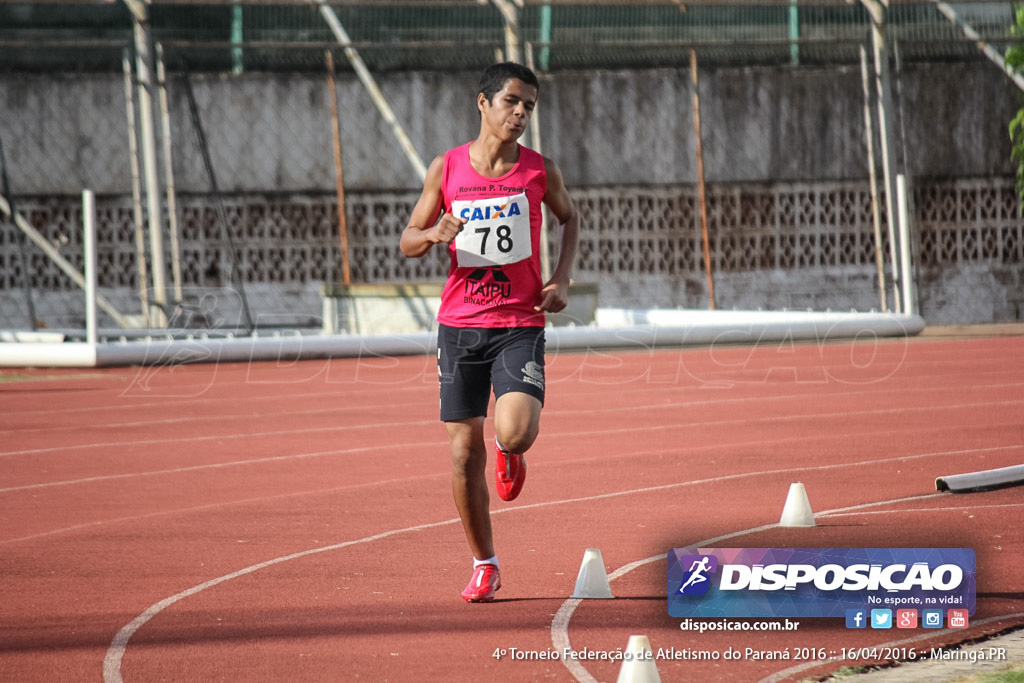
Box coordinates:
[452,192,532,268]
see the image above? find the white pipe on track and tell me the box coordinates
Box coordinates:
[0,310,925,369]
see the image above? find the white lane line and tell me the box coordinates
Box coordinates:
[552,493,1023,683]
[3,380,438,418]
[4,374,1021,455]
[823,502,1024,518]
[0,472,449,545]
[102,516,467,683]
[101,447,1012,683]
[6,439,1020,496]
[4,374,1020,442]
[758,613,1024,683]
[3,405,428,435]
[102,467,795,683]
[3,390,1019,467]
[7,343,1019,420]
[0,440,446,494]
[0,420,437,459]
[8,444,1011,544]
[550,493,945,683]
[552,523,780,683]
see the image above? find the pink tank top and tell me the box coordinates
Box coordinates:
[437,142,547,328]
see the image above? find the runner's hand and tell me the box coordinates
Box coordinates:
[431,214,466,245]
[535,281,568,313]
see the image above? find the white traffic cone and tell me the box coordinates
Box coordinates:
[616,634,661,683]
[779,482,816,527]
[571,548,614,599]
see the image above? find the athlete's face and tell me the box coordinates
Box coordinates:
[479,78,537,142]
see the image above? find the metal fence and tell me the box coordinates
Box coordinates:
[1,1,1018,71]
[1,1,1022,333]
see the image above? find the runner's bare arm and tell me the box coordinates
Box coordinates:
[400,155,467,258]
[535,158,580,312]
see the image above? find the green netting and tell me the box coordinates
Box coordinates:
[0,1,1019,73]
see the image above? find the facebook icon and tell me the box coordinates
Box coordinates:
[845,609,867,629]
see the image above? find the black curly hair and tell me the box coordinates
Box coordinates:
[477,62,540,104]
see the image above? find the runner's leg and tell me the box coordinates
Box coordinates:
[494,391,542,454]
[446,417,494,561]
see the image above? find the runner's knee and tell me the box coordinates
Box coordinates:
[448,426,486,479]
[496,426,537,454]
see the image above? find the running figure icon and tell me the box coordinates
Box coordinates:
[679,556,713,593]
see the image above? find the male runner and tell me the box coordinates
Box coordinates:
[400,62,579,602]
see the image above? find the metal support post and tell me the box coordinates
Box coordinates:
[491,0,523,64]
[319,4,427,182]
[126,0,168,324]
[864,0,904,312]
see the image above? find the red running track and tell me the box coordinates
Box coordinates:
[1,332,1022,682]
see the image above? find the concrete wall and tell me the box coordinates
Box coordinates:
[1,60,1021,329]
[0,61,1016,195]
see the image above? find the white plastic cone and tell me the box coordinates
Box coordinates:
[616,634,661,683]
[779,482,816,527]
[571,548,614,599]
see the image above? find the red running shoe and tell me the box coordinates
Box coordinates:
[461,564,501,602]
[494,438,526,501]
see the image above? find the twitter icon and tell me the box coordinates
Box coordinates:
[870,609,893,629]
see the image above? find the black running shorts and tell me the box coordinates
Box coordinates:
[437,323,546,421]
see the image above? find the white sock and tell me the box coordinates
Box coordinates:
[474,555,499,569]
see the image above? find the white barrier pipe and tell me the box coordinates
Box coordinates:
[897,174,917,316]
[83,190,98,347]
[0,343,97,368]
[0,310,925,369]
